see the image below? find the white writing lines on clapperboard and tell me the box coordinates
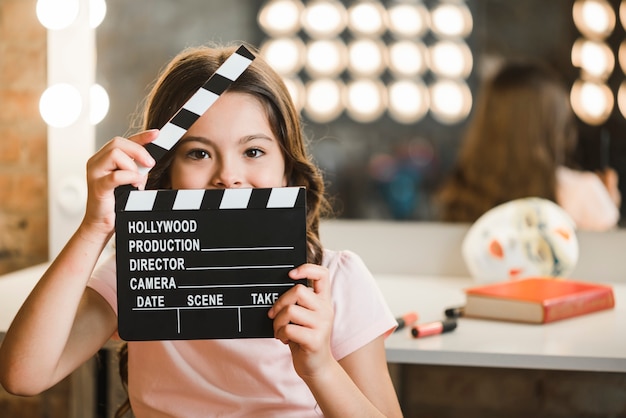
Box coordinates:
[130,245,297,334]
[201,246,293,252]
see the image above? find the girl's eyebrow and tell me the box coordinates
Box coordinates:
[179,134,276,146]
[177,136,213,146]
[240,134,276,144]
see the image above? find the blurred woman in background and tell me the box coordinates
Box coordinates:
[436,60,620,231]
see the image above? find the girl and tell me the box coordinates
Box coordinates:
[436,60,620,231]
[0,43,403,417]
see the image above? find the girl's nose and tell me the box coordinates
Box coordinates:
[211,160,243,189]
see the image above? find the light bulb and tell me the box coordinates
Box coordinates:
[36,0,80,30]
[40,83,82,127]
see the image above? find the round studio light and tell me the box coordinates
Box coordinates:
[282,76,306,112]
[388,79,429,124]
[429,79,472,124]
[430,2,473,39]
[304,39,348,78]
[258,0,304,37]
[89,0,107,28]
[40,83,83,127]
[387,2,430,39]
[573,0,615,40]
[36,0,80,30]
[388,40,428,77]
[90,83,109,125]
[260,38,306,75]
[618,40,626,73]
[347,38,387,77]
[344,78,387,123]
[304,78,345,123]
[301,0,347,39]
[570,79,613,125]
[347,1,387,37]
[571,38,614,81]
[617,80,626,119]
[429,40,473,79]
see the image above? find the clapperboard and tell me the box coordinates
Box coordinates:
[115,187,307,340]
[114,45,307,340]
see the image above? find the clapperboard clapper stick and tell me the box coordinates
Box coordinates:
[138,45,256,174]
[114,45,308,340]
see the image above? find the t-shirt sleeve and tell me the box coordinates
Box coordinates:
[326,250,396,360]
[87,253,119,315]
[556,167,619,231]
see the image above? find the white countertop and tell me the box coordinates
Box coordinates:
[0,263,49,333]
[1,265,625,373]
[378,275,626,372]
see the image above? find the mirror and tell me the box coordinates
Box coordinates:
[96,0,625,226]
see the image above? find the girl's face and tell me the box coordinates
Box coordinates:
[169,92,287,190]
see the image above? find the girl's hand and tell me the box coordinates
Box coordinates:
[82,130,158,235]
[268,263,335,379]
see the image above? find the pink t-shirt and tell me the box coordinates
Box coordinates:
[89,248,395,417]
[556,166,619,231]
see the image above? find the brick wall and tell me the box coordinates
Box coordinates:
[0,0,48,275]
[0,0,66,416]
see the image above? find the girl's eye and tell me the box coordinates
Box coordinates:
[245,148,264,158]
[187,149,210,160]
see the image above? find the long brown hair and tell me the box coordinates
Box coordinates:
[436,60,577,223]
[115,43,330,417]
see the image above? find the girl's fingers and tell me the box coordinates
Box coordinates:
[274,322,313,346]
[88,131,159,182]
[271,292,318,328]
[268,264,334,346]
[268,264,329,319]
[288,264,330,297]
[274,305,318,331]
[267,284,310,319]
[271,294,330,346]
[107,147,143,173]
[127,129,160,169]
[128,129,160,146]
[95,166,145,192]
[115,130,159,168]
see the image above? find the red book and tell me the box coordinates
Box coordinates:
[464,277,615,324]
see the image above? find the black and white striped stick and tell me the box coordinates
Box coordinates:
[138,45,255,174]
[121,187,304,212]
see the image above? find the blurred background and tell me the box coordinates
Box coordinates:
[3,0,626,275]
[93,0,626,224]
